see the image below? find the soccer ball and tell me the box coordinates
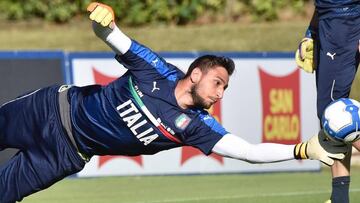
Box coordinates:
[321,98,360,143]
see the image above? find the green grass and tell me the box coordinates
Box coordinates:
[23,168,360,203]
[0,19,307,52]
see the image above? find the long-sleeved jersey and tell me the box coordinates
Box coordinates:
[68,40,228,157]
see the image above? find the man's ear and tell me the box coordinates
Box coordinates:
[190,67,202,83]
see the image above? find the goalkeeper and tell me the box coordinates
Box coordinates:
[0,2,350,202]
[295,1,360,203]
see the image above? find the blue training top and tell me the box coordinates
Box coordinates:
[67,40,228,157]
[315,0,360,18]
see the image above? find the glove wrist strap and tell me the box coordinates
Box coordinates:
[294,143,308,159]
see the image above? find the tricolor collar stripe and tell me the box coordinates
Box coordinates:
[129,77,182,144]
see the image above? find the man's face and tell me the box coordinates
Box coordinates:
[190,66,229,109]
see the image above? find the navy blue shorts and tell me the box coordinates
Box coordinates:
[316,15,360,119]
[0,86,85,203]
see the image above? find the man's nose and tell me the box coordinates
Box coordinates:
[217,88,224,99]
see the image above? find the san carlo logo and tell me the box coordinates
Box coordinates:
[259,66,301,145]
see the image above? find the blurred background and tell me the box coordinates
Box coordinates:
[0,0,319,51]
[0,0,360,202]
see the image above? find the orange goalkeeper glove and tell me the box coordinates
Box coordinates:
[87,2,115,28]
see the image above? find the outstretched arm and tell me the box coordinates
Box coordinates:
[87,2,181,82]
[212,134,294,163]
[212,130,349,166]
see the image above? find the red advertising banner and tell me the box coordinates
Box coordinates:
[259,67,301,144]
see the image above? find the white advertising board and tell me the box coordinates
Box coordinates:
[68,52,320,177]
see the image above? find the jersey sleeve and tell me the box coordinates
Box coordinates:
[183,112,228,155]
[115,39,183,82]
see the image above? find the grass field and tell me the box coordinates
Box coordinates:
[0,19,307,52]
[22,168,360,203]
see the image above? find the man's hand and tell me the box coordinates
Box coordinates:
[87,2,117,42]
[87,2,115,28]
[87,2,131,54]
[295,38,315,73]
[294,130,349,166]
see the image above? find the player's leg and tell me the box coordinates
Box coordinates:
[0,109,85,202]
[0,86,86,202]
[329,152,352,203]
[0,88,42,150]
[317,16,360,203]
[0,144,84,202]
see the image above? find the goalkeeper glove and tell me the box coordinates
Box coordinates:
[87,2,131,55]
[294,130,349,166]
[87,2,116,45]
[87,2,115,28]
[295,38,315,73]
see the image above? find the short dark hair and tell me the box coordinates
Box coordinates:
[184,55,235,78]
